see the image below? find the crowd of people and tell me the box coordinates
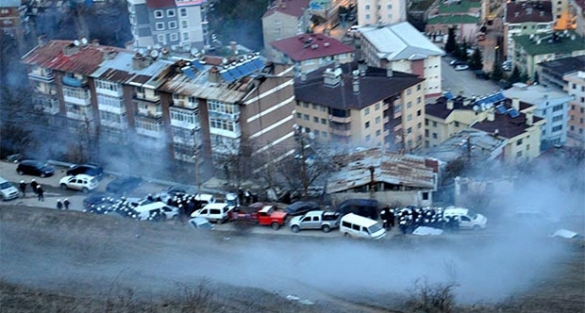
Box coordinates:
[19,179,44,202]
[380,206,461,234]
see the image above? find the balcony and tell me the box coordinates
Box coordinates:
[28,69,54,82]
[208,110,239,121]
[33,97,59,115]
[330,122,351,137]
[172,99,198,110]
[63,86,91,105]
[133,92,160,103]
[62,75,88,87]
[66,110,93,121]
[135,115,165,138]
[34,85,57,96]
[329,115,351,123]
[136,106,163,118]
[96,86,123,98]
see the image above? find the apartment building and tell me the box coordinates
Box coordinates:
[569,0,585,36]
[359,22,445,98]
[512,30,585,79]
[425,93,545,163]
[504,83,574,149]
[0,0,22,41]
[127,0,205,51]
[503,1,554,61]
[426,0,482,43]
[537,55,585,89]
[262,0,310,55]
[270,33,355,75]
[564,71,585,146]
[356,0,407,26]
[294,62,426,151]
[21,39,296,179]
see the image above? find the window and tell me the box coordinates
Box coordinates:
[422,192,429,200]
[552,125,563,132]
[313,116,319,123]
[425,119,429,126]
[517,138,523,145]
[321,118,327,125]
[433,121,437,127]
[312,104,318,110]
[432,133,437,139]
[407,127,412,134]
[208,100,239,114]
[314,130,320,136]
[305,127,311,133]
[209,117,238,132]
[170,33,178,41]
[155,22,165,30]
[581,118,584,124]
[296,112,302,119]
[95,80,120,92]
[181,20,188,28]
[183,32,189,41]
[375,116,381,124]
[167,9,175,17]
[180,8,187,17]
[304,114,309,121]
[376,129,381,136]
[154,10,163,18]
[407,114,412,121]
[552,115,563,122]
[454,121,459,127]
[366,135,371,141]
[303,102,309,108]
[417,84,421,91]
[417,122,422,129]
[365,121,370,128]
[375,103,380,110]
[570,125,575,131]
[365,14,370,19]
[527,144,530,150]
[417,109,421,116]
[417,97,421,104]
[516,151,523,157]
[425,129,429,137]
[552,104,563,112]
[170,109,197,125]
[168,21,177,29]
[407,101,412,108]
[320,105,327,112]
[365,4,370,9]
[365,108,370,115]
[387,4,393,9]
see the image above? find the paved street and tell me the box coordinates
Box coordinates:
[441,57,502,98]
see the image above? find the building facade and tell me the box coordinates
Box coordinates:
[127,0,205,51]
[564,71,585,146]
[294,62,426,151]
[426,0,482,44]
[356,0,407,26]
[503,1,554,61]
[359,22,445,98]
[270,33,355,75]
[537,55,585,89]
[262,0,310,55]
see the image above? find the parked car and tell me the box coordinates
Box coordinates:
[66,163,104,180]
[454,64,469,71]
[189,217,215,230]
[289,210,341,233]
[474,70,489,80]
[284,201,320,216]
[134,202,179,221]
[229,203,288,230]
[59,174,99,193]
[335,199,379,220]
[16,160,54,177]
[450,59,466,66]
[339,213,386,239]
[0,177,19,201]
[502,61,512,71]
[190,203,231,223]
[105,176,143,195]
[83,191,118,210]
[443,206,487,230]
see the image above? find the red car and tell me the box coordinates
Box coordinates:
[230,203,288,230]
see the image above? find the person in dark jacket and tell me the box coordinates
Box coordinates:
[30,179,38,195]
[56,199,63,210]
[36,185,44,201]
[63,198,70,210]
[19,180,27,197]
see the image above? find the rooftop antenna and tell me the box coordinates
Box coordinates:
[73,39,80,46]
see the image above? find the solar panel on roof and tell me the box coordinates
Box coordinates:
[183,68,196,79]
[250,58,264,71]
[192,61,204,70]
[496,104,506,114]
[240,61,256,75]
[507,108,520,118]
[443,91,454,100]
[220,71,235,82]
[227,67,243,80]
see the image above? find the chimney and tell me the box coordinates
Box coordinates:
[358,59,367,76]
[103,49,117,60]
[386,62,393,77]
[301,71,307,82]
[512,97,520,111]
[230,41,237,55]
[38,34,47,47]
[447,99,454,110]
[323,67,342,86]
[63,42,81,56]
[132,53,153,70]
[209,66,222,83]
[487,110,495,122]
[92,39,99,46]
[526,111,533,125]
[352,70,360,94]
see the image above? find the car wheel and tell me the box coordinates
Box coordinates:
[40,173,46,178]
[17,170,24,175]
[291,225,300,233]
[322,225,331,233]
[82,187,89,193]
[271,222,280,230]
[60,183,68,190]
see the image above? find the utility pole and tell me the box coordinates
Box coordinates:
[369,165,375,199]
[300,134,309,200]
[466,136,472,163]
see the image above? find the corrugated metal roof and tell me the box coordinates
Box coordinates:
[361,22,445,62]
[327,148,437,193]
[92,51,174,88]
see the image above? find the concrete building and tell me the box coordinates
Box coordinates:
[356,0,407,26]
[359,22,445,98]
[503,83,574,149]
[425,91,545,163]
[270,33,355,75]
[294,62,426,151]
[503,1,554,61]
[511,30,585,79]
[21,39,296,180]
[424,129,508,163]
[425,0,482,44]
[262,0,310,55]
[537,55,585,89]
[326,147,439,207]
[564,71,585,146]
[0,0,23,43]
[127,0,205,51]
[569,0,585,36]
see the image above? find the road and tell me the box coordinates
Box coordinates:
[440,57,502,98]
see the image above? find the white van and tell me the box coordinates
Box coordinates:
[134,202,179,221]
[339,213,386,239]
[190,203,231,223]
[0,177,19,201]
[194,194,216,206]
[443,206,487,230]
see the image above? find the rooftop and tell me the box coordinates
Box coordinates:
[360,22,445,61]
[425,129,508,162]
[425,92,532,119]
[262,0,310,19]
[538,55,585,75]
[502,83,575,105]
[427,15,479,25]
[471,111,544,139]
[145,0,204,9]
[438,0,481,14]
[270,33,355,62]
[0,0,20,7]
[514,31,585,56]
[294,62,424,110]
[327,148,439,193]
[505,1,553,24]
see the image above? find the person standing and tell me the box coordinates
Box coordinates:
[56,199,63,210]
[19,180,27,198]
[63,198,70,210]
[30,179,38,195]
[36,185,44,202]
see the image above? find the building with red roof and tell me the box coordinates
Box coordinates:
[262,0,311,53]
[270,33,355,74]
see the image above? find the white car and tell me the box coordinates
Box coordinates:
[189,217,215,230]
[59,174,99,193]
[454,64,469,71]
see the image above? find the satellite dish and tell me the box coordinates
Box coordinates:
[154,43,162,50]
[81,38,88,45]
[73,40,80,46]
[150,49,159,58]
[472,105,480,112]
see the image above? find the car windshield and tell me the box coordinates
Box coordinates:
[0,182,13,189]
[368,224,383,234]
[467,210,478,219]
